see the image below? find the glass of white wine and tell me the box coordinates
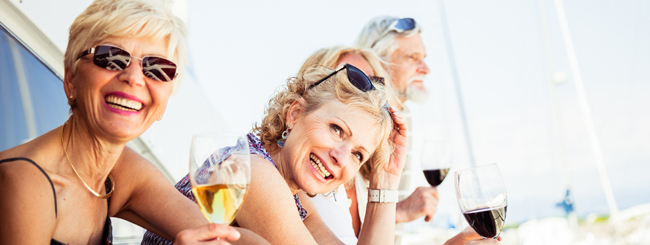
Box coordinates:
[189,133,251,225]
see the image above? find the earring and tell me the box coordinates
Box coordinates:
[157,116,162,121]
[277,124,291,148]
[69,95,73,99]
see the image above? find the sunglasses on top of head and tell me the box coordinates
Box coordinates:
[304,64,389,108]
[77,45,178,82]
[305,63,384,93]
[371,18,417,48]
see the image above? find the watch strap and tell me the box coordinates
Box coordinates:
[368,189,398,203]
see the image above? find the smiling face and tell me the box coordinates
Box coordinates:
[282,99,380,194]
[64,36,173,143]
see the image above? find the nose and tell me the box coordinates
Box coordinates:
[118,59,145,87]
[418,60,430,75]
[329,142,353,169]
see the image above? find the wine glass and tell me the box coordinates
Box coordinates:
[421,140,453,187]
[454,163,507,239]
[189,133,251,225]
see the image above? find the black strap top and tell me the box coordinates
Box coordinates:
[0,157,113,245]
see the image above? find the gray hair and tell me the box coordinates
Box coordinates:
[354,16,421,61]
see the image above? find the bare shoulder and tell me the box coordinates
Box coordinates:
[112,146,166,182]
[109,146,170,214]
[234,154,316,244]
[247,154,294,201]
[0,158,57,243]
[115,146,155,171]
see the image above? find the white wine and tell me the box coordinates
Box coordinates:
[192,183,247,224]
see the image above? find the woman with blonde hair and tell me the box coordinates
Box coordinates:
[300,46,496,245]
[0,0,258,244]
[143,58,409,244]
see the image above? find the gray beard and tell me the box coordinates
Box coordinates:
[400,84,429,103]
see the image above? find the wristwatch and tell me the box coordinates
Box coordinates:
[368,189,398,203]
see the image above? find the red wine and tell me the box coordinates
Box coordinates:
[463,206,507,238]
[423,168,449,186]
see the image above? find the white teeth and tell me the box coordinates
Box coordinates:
[310,154,331,178]
[105,95,143,111]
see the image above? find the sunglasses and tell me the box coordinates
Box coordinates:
[77,45,178,82]
[305,64,383,94]
[371,18,417,48]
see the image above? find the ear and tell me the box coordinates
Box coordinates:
[285,98,306,127]
[63,69,76,99]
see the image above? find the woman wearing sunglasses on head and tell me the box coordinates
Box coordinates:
[0,0,267,244]
[143,58,408,243]
[296,46,498,245]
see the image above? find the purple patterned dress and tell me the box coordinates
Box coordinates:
[140,133,307,245]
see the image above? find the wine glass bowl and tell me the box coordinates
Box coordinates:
[454,163,507,239]
[189,134,251,225]
[421,140,453,187]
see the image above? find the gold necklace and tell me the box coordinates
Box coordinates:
[60,122,114,199]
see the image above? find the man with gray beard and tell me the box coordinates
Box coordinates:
[356,16,438,244]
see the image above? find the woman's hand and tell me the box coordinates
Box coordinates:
[174,223,240,245]
[369,106,408,189]
[443,227,502,245]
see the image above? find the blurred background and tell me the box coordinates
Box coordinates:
[1,0,648,244]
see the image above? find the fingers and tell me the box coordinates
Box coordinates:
[459,227,482,240]
[389,106,407,135]
[397,187,439,223]
[176,223,240,244]
[415,186,439,200]
[465,239,499,245]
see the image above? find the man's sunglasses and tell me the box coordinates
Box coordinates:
[305,64,383,94]
[77,45,178,82]
[371,18,417,48]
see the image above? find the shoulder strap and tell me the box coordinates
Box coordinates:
[0,157,58,217]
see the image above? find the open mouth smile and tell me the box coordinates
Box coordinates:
[310,153,334,180]
[105,94,143,112]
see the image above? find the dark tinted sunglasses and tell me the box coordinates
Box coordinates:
[371,18,417,48]
[77,45,178,82]
[305,64,382,94]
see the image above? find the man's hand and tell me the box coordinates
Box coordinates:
[395,186,439,223]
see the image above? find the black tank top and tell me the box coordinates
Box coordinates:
[0,157,113,245]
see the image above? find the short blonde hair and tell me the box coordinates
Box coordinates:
[64,0,186,94]
[253,66,393,175]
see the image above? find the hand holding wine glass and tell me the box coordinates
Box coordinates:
[189,134,251,225]
[455,163,507,239]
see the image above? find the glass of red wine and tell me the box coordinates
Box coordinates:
[454,163,507,239]
[421,140,452,187]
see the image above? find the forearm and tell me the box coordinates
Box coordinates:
[356,202,396,245]
[356,173,399,245]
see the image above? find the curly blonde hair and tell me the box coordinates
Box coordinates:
[298,46,401,109]
[295,46,400,181]
[253,66,393,174]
